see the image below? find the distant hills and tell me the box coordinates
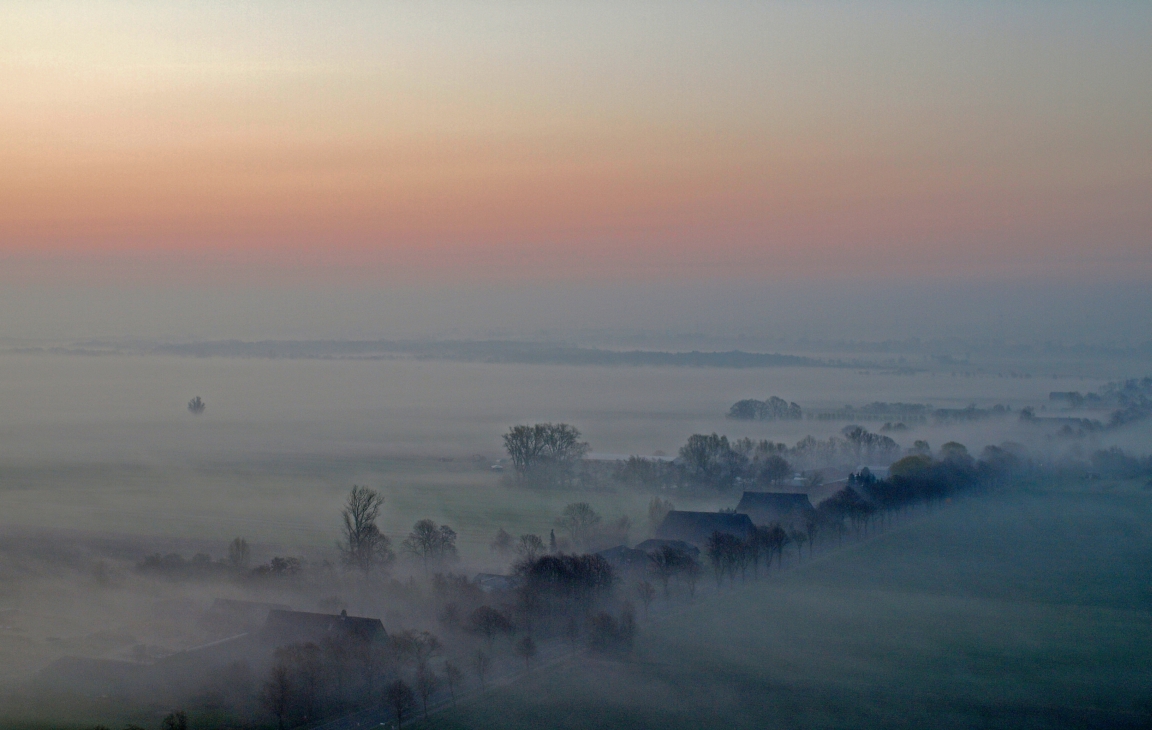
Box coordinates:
[131,339,830,368]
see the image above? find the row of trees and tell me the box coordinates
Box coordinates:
[502,421,913,493]
[617,426,904,492]
[727,396,803,421]
[491,502,631,556]
[260,628,463,730]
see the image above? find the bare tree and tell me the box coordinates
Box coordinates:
[515,534,545,562]
[443,660,463,704]
[514,635,537,669]
[789,528,808,561]
[556,502,601,549]
[261,662,291,730]
[391,629,442,673]
[682,556,701,597]
[339,486,394,575]
[402,519,458,573]
[385,679,416,729]
[187,396,205,415]
[227,537,250,570]
[415,663,439,719]
[648,545,689,596]
[634,579,656,618]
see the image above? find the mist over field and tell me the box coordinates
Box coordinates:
[4,2,1152,729]
[2,330,1151,729]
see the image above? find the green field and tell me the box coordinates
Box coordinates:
[425,484,1152,729]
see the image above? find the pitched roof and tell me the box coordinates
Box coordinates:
[474,573,521,593]
[633,538,701,558]
[735,492,815,526]
[263,609,385,643]
[595,545,650,569]
[655,511,755,546]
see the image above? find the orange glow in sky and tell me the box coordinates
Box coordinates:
[2,3,1150,282]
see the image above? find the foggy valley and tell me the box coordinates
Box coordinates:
[1,339,1151,729]
[3,2,1152,728]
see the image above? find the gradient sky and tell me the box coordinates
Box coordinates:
[2,1,1150,284]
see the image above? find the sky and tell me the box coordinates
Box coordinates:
[0,2,1150,340]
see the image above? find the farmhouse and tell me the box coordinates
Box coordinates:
[595,544,650,571]
[262,609,386,645]
[655,511,755,547]
[735,492,815,528]
[633,538,701,560]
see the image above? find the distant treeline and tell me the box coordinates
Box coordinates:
[1032,377,1152,433]
[615,426,902,491]
[128,339,828,368]
[727,397,1015,425]
[727,396,802,421]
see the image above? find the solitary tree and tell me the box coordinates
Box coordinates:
[415,663,439,719]
[635,579,656,618]
[789,528,808,561]
[443,660,463,704]
[466,605,514,647]
[385,679,416,729]
[339,486,394,575]
[187,396,205,415]
[227,537,250,570]
[682,556,701,597]
[515,534,545,562]
[555,503,601,549]
[261,662,291,730]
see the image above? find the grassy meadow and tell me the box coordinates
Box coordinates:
[424,481,1152,729]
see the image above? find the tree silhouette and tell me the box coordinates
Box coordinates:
[415,663,439,719]
[385,679,416,729]
[261,662,291,730]
[402,519,458,573]
[648,544,689,596]
[227,537,250,569]
[515,534,546,562]
[187,396,205,415]
[466,605,514,647]
[635,579,656,618]
[443,660,463,704]
[338,486,394,575]
[555,502,601,548]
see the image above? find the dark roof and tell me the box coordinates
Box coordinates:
[655,511,755,546]
[595,545,650,569]
[202,599,292,633]
[735,492,815,526]
[474,573,520,593]
[263,610,385,644]
[633,539,701,558]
